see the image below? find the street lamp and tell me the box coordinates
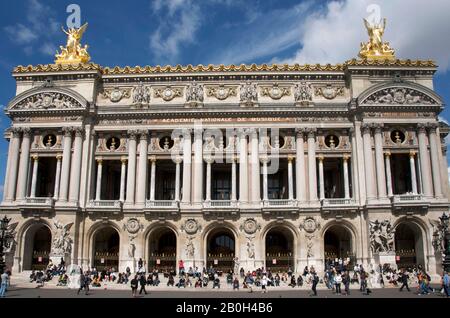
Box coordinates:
[0,216,13,274]
[439,212,450,273]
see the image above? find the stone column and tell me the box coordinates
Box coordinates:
[307,128,318,201]
[417,124,433,197]
[95,159,103,201]
[428,124,442,197]
[295,129,306,202]
[30,155,39,198]
[250,129,260,203]
[53,154,62,201]
[385,152,393,197]
[288,155,294,200]
[231,156,237,201]
[125,130,138,205]
[193,129,204,204]
[343,155,350,199]
[5,128,22,202]
[261,156,269,201]
[120,157,127,202]
[149,156,156,201]
[182,129,192,204]
[68,127,84,203]
[174,157,182,202]
[239,129,249,203]
[409,151,418,194]
[59,127,73,202]
[16,128,31,201]
[136,131,149,205]
[205,156,213,201]
[318,155,325,200]
[373,124,387,199]
[362,124,376,200]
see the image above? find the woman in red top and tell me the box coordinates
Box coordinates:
[179,260,185,274]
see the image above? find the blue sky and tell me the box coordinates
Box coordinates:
[0,0,450,195]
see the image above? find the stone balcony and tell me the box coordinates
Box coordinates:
[390,194,429,211]
[202,200,239,217]
[86,200,123,215]
[144,200,180,217]
[321,198,359,214]
[19,197,55,213]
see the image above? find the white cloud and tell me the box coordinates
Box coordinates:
[4,0,59,56]
[39,43,56,56]
[281,0,450,72]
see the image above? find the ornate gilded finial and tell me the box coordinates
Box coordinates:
[55,23,91,65]
[359,18,395,60]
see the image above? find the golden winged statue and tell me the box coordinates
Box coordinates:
[55,23,91,64]
[359,18,395,60]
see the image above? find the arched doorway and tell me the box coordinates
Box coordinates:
[93,227,120,271]
[23,224,52,270]
[395,222,425,269]
[148,228,177,273]
[324,225,355,268]
[265,227,294,272]
[206,228,235,273]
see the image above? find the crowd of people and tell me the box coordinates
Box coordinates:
[7,257,449,298]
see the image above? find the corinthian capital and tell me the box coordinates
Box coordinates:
[138,130,149,140]
[373,123,384,134]
[127,129,138,140]
[305,127,317,138]
[10,127,22,137]
[361,123,372,134]
[21,127,32,137]
[74,127,85,137]
[62,127,74,137]
[295,128,306,138]
[417,123,427,134]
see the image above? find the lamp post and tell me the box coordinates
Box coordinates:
[439,212,450,273]
[0,216,13,274]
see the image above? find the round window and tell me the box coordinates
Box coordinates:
[159,136,174,150]
[269,135,285,149]
[106,137,120,151]
[43,134,57,148]
[391,130,406,144]
[325,135,340,148]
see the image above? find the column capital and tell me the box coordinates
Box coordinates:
[32,154,39,162]
[428,122,439,133]
[174,156,183,164]
[361,123,372,134]
[10,127,22,137]
[74,127,85,138]
[204,155,214,164]
[287,155,295,162]
[343,154,350,162]
[260,155,269,164]
[384,151,391,157]
[305,127,317,138]
[96,158,103,164]
[138,130,149,140]
[295,128,306,138]
[56,153,63,161]
[149,155,157,163]
[21,127,32,137]
[373,123,384,134]
[127,129,139,140]
[409,150,417,158]
[417,123,428,134]
[121,157,128,164]
[318,154,324,162]
[62,126,74,137]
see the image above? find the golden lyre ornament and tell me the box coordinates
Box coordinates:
[359,18,395,60]
[55,23,91,65]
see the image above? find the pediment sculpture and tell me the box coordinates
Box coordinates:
[12,92,83,110]
[362,87,437,105]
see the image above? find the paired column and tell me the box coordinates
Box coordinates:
[417,124,433,197]
[231,156,237,201]
[136,131,149,205]
[53,154,62,201]
[373,125,387,199]
[288,155,294,200]
[30,155,39,198]
[174,157,182,202]
[409,151,418,194]
[5,128,22,202]
[295,129,306,202]
[149,156,156,201]
[182,130,192,204]
[428,124,442,197]
[205,156,213,201]
[239,129,249,203]
[307,128,318,201]
[362,124,376,200]
[193,129,204,204]
[16,128,31,201]
[68,127,84,203]
[318,155,325,200]
[250,129,261,203]
[119,158,127,202]
[95,159,103,201]
[261,156,269,201]
[59,127,73,202]
[125,130,138,205]
[343,155,350,199]
[385,152,393,197]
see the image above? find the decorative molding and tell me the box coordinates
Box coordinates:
[154,86,183,102]
[206,85,237,100]
[260,83,290,100]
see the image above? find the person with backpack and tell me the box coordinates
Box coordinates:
[130,275,139,297]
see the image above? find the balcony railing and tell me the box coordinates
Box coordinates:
[391,194,423,203]
[322,198,355,206]
[145,200,179,208]
[203,200,238,208]
[23,197,54,206]
[88,200,122,208]
[263,199,296,207]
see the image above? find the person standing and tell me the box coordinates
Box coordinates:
[343,272,350,296]
[335,272,342,294]
[442,271,449,297]
[399,269,410,292]
[77,272,86,295]
[0,271,9,298]
[261,275,269,294]
[130,275,139,297]
[139,274,148,295]
[310,271,319,296]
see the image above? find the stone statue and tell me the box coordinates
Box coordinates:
[246,237,255,259]
[240,81,258,105]
[55,23,91,64]
[186,82,204,104]
[51,220,73,256]
[430,219,445,253]
[294,82,313,103]
[233,257,240,274]
[186,236,195,258]
[132,82,151,106]
[359,18,395,60]
[369,220,395,253]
